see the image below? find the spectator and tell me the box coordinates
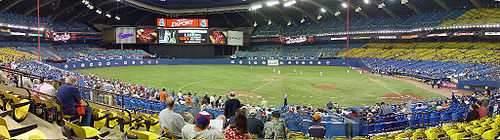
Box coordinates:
[264,111,289,139]
[0,70,7,85]
[186,93,192,106]
[476,102,487,119]
[181,111,223,139]
[225,109,251,139]
[326,101,333,110]
[159,97,194,138]
[283,94,288,106]
[349,109,358,118]
[37,76,57,101]
[159,88,167,101]
[192,93,199,105]
[308,113,326,138]
[379,102,393,115]
[210,95,215,105]
[203,94,210,105]
[215,96,222,107]
[56,76,92,126]
[465,104,480,122]
[247,108,264,138]
[224,92,242,120]
[260,98,268,109]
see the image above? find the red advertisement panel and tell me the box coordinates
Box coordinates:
[157,19,208,27]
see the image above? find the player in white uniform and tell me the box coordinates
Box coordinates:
[300,70,303,74]
[278,70,281,75]
[293,68,296,73]
[320,71,323,77]
[273,68,276,73]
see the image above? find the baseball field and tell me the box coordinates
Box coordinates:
[73,65,443,108]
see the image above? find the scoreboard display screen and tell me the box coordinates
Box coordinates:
[177,29,208,44]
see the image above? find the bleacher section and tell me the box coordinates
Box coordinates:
[236,43,364,58]
[252,10,466,37]
[0,13,97,33]
[440,8,500,26]
[0,42,150,60]
[339,42,500,66]
[0,47,37,63]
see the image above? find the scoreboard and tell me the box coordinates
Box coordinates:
[177,29,208,44]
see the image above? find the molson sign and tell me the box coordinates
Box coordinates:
[157,18,208,28]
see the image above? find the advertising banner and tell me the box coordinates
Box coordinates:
[158,29,177,44]
[441,82,457,89]
[157,18,208,28]
[427,33,448,37]
[227,31,243,46]
[210,31,227,45]
[136,28,158,44]
[267,60,279,66]
[279,36,314,44]
[401,34,418,39]
[0,28,10,35]
[352,37,371,39]
[177,29,208,44]
[330,37,347,40]
[453,32,474,36]
[116,27,136,44]
[485,32,500,36]
[378,36,397,39]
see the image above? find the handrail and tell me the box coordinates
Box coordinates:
[132,107,160,114]
[364,106,468,135]
[0,66,133,125]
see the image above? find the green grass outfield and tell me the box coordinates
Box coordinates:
[74,65,443,108]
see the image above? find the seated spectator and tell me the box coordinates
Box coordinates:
[476,102,487,119]
[349,109,358,118]
[247,108,264,138]
[181,111,223,139]
[264,111,289,139]
[56,76,92,126]
[159,97,194,138]
[37,76,57,101]
[308,113,326,138]
[225,108,251,139]
[0,70,7,85]
[465,104,480,122]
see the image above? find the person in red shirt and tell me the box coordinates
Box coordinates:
[349,109,358,118]
[476,102,487,119]
[185,93,192,106]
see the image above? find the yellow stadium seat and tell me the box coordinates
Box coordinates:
[126,130,159,139]
[4,92,30,122]
[0,110,46,139]
[482,129,499,139]
[64,120,110,139]
[91,109,108,130]
[450,132,471,139]
[472,126,490,135]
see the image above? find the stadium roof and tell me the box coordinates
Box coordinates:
[1,0,500,27]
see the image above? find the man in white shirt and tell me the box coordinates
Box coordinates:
[177,91,183,99]
[209,95,215,105]
[0,70,7,85]
[159,97,194,139]
[38,77,57,101]
[181,111,223,139]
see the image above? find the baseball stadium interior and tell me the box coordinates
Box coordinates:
[0,0,499,139]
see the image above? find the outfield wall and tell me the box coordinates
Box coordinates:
[50,58,363,70]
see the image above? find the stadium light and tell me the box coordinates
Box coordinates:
[96,9,102,14]
[341,2,348,8]
[401,0,408,4]
[300,18,305,23]
[250,4,262,10]
[334,11,341,16]
[266,0,280,6]
[105,13,111,18]
[287,21,292,26]
[115,16,120,20]
[378,3,385,8]
[267,20,272,25]
[253,22,258,27]
[283,0,296,7]
[320,8,326,13]
[364,0,370,4]
[355,7,362,12]
[317,15,322,20]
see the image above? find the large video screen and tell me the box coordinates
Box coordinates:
[136,28,158,43]
[177,29,208,44]
[210,31,227,45]
[116,27,136,44]
[158,29,177,44]
[157,18,208,28]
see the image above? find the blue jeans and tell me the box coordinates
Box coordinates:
[68,107,92,126]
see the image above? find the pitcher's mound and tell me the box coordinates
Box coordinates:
[234,91,262,99]
[311,85,339,90]
[262,78,283,82]
[379,93,424,101]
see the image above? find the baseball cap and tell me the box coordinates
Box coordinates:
[229,92,236,97]
[196,111,211,128]
[313,113,322,120]
[249,108,258,116]
[45,76,54,81]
